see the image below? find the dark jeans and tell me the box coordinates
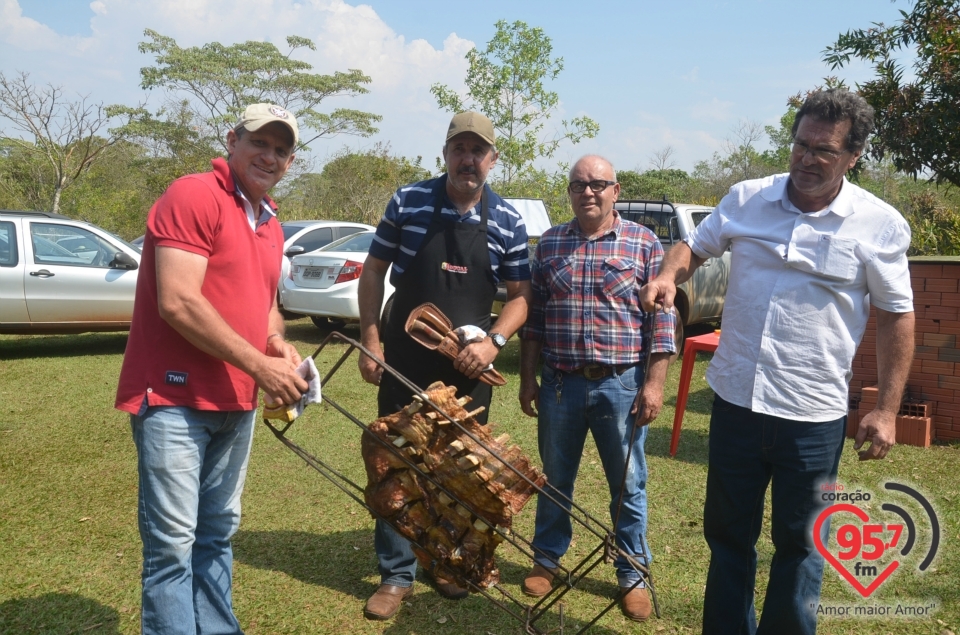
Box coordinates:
[702,396,845,635]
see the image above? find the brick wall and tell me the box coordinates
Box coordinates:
[850,258,960,443]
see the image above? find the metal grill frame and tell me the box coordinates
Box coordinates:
[263,331,661,633]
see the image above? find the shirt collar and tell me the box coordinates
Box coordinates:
[565,209,622,238]
[760,172,855,218]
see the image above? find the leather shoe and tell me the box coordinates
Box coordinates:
[522,564,559,598]
[364,583,415,620]
[620,585,651,622]
[429,574,469,599]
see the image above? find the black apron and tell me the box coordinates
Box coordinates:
[378,175,496,423]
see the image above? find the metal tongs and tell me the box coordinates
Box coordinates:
[404,302,507,386]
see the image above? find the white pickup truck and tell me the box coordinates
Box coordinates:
[614,199,730,349]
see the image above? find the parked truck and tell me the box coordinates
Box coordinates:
[614,199,730,351]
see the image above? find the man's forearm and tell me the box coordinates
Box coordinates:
[520,339,543,382]
[357,263,387,349]
[875,309,915,413]
[161,291,269,378]
[644,352,671,392]
[490,280,532,339]
[659,241,707,286]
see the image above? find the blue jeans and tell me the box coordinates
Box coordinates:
[532,363,649,586]
[131,406,256,635]
[702,395,845,635]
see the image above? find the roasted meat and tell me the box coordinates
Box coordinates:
[361,382,547,589]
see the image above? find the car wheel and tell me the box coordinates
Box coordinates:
[311,316,346,330]
[380,294,395,333]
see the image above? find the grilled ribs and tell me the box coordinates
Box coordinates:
[361,382,546,589]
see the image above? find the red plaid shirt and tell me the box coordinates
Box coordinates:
[520,213,676,371]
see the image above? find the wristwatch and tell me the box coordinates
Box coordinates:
[489,332,507,350]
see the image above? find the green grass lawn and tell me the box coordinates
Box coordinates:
[1,319,957,634]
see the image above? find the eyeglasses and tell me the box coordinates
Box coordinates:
[568,180,617,193]
[791,140,849,162]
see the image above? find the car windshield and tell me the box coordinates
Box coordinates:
[319,231,375,253]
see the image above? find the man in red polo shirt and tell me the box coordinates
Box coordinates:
[116,103,308,635]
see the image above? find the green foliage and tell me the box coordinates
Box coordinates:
[490,167,571,225]
[690,120,785,201]
[431,20,599,185]
[760,105,797,171]
[824,0,960,187]
[0,137,54,211]
[0,71,122,213]
[135,30,381,150]
[277,144,431,225]
[618,168,692,203]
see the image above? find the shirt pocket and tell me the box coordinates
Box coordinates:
[787,227,859,282]
[602,256,638,299]
[542,256,574,297]
[817,235,859,281]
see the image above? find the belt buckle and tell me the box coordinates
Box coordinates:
[582,364,605,380]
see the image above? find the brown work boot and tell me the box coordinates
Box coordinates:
[522,564,559,597]
[620,585,651,622]
[430,575,469,600]
[364,583,415,620]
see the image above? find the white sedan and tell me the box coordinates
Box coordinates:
[280,231,395,329]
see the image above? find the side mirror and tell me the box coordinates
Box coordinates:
[285,245,305,257]
[110,252,139,270]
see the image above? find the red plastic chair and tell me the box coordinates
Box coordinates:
[670,331,720,457]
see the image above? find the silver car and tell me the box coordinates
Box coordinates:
[0,210,141,334]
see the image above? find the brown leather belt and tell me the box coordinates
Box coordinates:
[564,363,637,381]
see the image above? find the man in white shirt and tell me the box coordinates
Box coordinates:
[640,89,915,635]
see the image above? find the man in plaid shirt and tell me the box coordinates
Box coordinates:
[518,155,676,622]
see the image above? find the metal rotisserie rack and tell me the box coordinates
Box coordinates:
[263,332,660,634]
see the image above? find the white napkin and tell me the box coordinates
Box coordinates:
[263,357,322,422]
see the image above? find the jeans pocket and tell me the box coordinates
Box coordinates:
[615,365,641,391]
[541,363,559,387]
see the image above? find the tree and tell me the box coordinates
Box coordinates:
[0,71,121,213]
[824,0,960,187]
[618,168,692,202]
[278,145,431,225]
[133,30,381,151]
[648,146,678,171]
[692,120,782,199]
[430,20,599,185]
[109,100,221,196]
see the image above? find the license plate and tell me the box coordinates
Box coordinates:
[303,267,325,279]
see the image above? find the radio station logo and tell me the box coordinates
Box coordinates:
[813,481,940,599]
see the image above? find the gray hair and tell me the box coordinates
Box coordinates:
[569,154,616,181]
[792,89,875,153]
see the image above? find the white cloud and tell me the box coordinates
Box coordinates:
[681,66,699,82]
[0,0,89,53]
[0,0,476,167]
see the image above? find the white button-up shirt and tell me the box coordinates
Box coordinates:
[687,174,913,421]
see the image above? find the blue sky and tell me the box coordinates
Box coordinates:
[5,0,912,176]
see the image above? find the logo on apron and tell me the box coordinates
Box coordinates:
[441,262,468,274]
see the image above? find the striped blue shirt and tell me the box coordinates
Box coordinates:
[369,176,531,286]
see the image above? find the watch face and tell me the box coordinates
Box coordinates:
[492,333,507,348]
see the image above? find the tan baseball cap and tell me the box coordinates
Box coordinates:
[446,111,495,146]
[235,103,299,146]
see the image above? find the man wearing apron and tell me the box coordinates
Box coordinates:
[357,111,532,620]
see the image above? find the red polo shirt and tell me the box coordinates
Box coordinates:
[116,158,283,413]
